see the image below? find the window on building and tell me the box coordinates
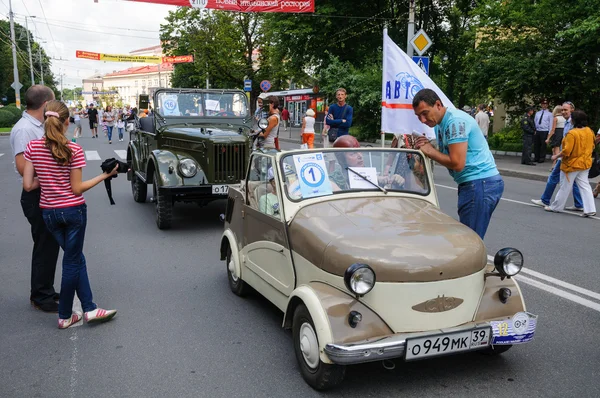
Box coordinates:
[154,79,158,86]
[134,80,138,87]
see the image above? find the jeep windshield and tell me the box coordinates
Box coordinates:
[280,149,430,201]
[155,91,248,118]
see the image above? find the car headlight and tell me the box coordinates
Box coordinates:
[494,248,523,277]
[178,158,198,178]
[258,118,269,130]
[344,264,376,296]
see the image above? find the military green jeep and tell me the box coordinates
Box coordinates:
[127,88,252,229]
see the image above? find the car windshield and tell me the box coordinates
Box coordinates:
[155,91,248,118]
[280,149,430,201]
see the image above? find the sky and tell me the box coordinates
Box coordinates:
[0,0,177,89]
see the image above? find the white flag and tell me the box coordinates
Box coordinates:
[381,30,454,138]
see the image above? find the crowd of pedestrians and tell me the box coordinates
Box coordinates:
[69,103,135,143]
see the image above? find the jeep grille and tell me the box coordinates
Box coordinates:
[213,143,247,183]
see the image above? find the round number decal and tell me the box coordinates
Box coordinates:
[164,99,176,111]
[511,312,529,334]
[300,163,325,188]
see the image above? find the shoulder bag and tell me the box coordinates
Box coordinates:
[328,105,348,143]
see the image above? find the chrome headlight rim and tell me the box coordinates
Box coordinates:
[178,158,198,178]
[344,263,376,296]
[258,118,269,130]
[494,248,524,277]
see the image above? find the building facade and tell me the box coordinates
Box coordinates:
[103,64,174,107]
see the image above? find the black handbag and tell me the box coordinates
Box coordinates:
[589,150,600,179]
[327,105,349,143]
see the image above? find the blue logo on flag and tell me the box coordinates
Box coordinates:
[385,72,424,101]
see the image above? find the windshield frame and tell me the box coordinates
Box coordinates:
[279,148,432,203]
[154,89,249,119]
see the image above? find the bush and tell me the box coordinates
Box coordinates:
[0,110,16,128]
[2,105,22,119]
[488,123,523,150]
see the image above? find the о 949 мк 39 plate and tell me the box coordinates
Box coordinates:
[405,328,491,360]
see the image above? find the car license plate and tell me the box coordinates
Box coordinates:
[212,185,229,195]
[405,328,490,360]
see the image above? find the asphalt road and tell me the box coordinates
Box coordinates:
[1,129,599,398]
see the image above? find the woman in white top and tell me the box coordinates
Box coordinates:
[546,105,566,170]
[301,108,316,149]
[73,108,82,138]
[258,96,280,149]
[103,105,116,144]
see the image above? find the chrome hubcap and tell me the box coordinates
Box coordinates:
[299,322,319,369]
[228,258,238,281]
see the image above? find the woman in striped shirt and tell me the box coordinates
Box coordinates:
[22,100,118,329]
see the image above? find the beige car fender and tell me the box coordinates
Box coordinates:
[283,285,335,364]
[220,229,241,280]
[474,275,526,321]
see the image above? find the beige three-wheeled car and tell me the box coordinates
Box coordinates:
[220,147,537,390]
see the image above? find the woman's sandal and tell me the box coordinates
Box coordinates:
[593,186,599,199]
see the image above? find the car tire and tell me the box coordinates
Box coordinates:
[153,173,172,230]
[292,304,345,390]
[131,173,147,203]
[480,344,513,356]
[226,245,249,296]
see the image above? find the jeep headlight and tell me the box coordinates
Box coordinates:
[344,264,376,296]
[494,248,523,277]
[258,118,269,130]
[178,158,198,178]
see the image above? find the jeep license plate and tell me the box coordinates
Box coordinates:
[405,328,490,360]
[212,185,229,195]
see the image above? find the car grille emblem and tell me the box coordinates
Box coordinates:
[412,295,464,313]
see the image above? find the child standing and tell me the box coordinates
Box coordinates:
[117,116,125,142]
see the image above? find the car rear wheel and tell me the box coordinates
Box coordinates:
[131,173,147,203]
[153,173,172,230]
[292,304,345,390]
[226,246,249,296]
[480,344,513,355]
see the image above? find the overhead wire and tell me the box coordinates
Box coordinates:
[37,0,58,54]
[329,8,393,41]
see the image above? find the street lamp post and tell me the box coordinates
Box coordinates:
[8,0,22,108]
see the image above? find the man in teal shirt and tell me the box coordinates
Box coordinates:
[412,89,504,239]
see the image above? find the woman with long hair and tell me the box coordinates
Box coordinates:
[546,110,596,216]
[22,100,118,329]
[546,105,566,171]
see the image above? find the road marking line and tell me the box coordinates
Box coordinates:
[85,151,101,161]
[435,183,600,220]
[486,255,600,301]
[516,274,600,313]
[0,153,4,158]
[114,150,127,160]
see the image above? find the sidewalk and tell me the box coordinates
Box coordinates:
[278,128,600,184]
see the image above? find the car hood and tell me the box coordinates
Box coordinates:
[288,197,487,283]
[164,125,248,143]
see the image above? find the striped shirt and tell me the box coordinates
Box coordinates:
[24,139,86,209]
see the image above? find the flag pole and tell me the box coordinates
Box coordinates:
[381,26,387,149]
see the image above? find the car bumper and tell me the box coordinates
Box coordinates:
[324,312,537,365]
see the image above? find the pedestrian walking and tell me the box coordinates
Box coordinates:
[546,105,566,171]
[520,107,536,165]
[321,107,330,148]
[301,108,316,149]
[475,104,490,140]
[87,103,98,138]
[531,102,584,211]
[412,89,503,239]
[103,105,116,144]
[9,85,60,313]
[533,99,553,163]
[281,107,290,131]
[257,96,280,150]
[22,100,118,329]
[545,110,596,217]
[326,88,353,142]
[117,116,125,142]
[73,108,83,139]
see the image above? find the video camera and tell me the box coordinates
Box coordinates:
[100,158,130,205]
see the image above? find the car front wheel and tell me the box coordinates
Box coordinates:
[292,304,345,390]
[131,173,147,203]
[153,173,172,229]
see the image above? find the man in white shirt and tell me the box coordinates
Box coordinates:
[533,99,553,163]
[475,104,490,140]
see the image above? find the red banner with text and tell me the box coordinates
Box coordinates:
[126,0,314,13]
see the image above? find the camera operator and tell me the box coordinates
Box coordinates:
[22,100,118,329]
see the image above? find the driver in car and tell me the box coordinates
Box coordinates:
[260,168,280,216]
[329,136,405,190]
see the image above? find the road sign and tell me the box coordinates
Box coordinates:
[11,82,23,91]
[260,80,271,92]
[410,29,432,56]
[244,79,252,92]
[412,56,430,75]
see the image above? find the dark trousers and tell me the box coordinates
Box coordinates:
[20,189,59,306]
[534,130,549,162]
[522,134,534,164]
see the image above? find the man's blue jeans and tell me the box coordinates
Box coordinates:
[540,160,583,207]
[42,204,96,319]
[457,175,504,240]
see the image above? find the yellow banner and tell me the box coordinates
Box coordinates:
[76,50,161,64]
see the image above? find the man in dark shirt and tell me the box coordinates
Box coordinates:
[326,88,353,140]
[87,104,99,138]
[521,107,536,165]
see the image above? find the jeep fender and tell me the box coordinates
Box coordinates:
[149,150,184,187]
[283,285,335,364]
[220,229,241,280]
[127,143,141,181]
